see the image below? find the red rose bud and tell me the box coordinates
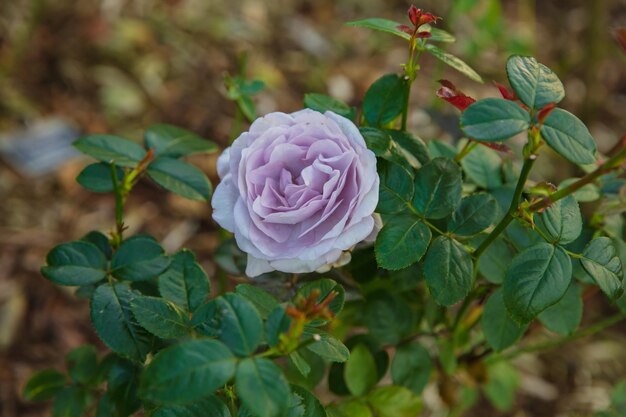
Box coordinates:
[417,11,441,27]
[408,6,441,29]
[397,24,414,35]
[493,81,517,101]
[537,102,556,125]
[436,79,476,111]
[408,5,420,26]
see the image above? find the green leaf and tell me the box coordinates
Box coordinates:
[363,74,405,127]
[290,385,328,417]
[66,345,98,384]
[345,344,378,396]
[158,250,209,313]
[580,237,624,300]
[235,284,279,319]
[540,108,597,165]
[363,292,413,345]
[144,124,217,158]
[367,386,422,417]
[361,128,430,171]
[219,294,264,356]
[535,195,582,244]
[428,27,456,43]
[377,160,413,214]
[295,279,345,324]
[74,135,146,167]
[483,362,520,412]
[304,94,354,119]
[147,157,212,201]
[236,358,291,417]
[139,339,237,405]
[289,351,311,378]
[52,386,92,417]
[448,193,498,236]
[424,44,482,82]
[412,157,462,219]
[387,130,430,166]
[482,289,528,351]
[81,231,112,259]
[503,243,572,323]
[23,369,66,401]
[460,145,503,189]
[375,214,431,270]
[237,95,257,122]
[305,332,350,362]
[107,357,141,416]
[460,98,531,142]
[538,283,583,335]
[345,18,410,40]
[91,283,154,362]
[193,294,263,356]
[111,237,170,282]
[427,140,457,159]
[42,241,107,286]
[477,237,514,284]
[423,236,473,306]
[506,55,565,109]
[391,344,432,395]
[130,296,191,339]
[152,395,231,417]
[265,306,291,347]
[76,163,125,193]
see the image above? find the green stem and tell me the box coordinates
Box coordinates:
[401,77,411,131]
[473,155,537,259]
[110,164,125,249]
[528,145,626,212]
[487,312,626,363]
[454,140,478,162]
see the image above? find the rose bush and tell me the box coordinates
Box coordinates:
[212,109,379,276]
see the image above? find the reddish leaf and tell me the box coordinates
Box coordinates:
[415,31,432,39]
[536,103,556,125]
[613,28,626,54]
[493,81,517,101]
[436,79,476,111]
[396,24,414,35]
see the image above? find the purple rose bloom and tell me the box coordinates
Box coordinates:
[211,109,379,276]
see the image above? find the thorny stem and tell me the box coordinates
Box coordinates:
[487,312,626,363]
[109,150,156,248]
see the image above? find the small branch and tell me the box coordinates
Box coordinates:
[454,141,478,162]
[528,145,626,213]
[487,312,626,363]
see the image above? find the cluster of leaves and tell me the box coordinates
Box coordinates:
[33,229,352,416]
[75,124,217,201]
[299,23,626,413]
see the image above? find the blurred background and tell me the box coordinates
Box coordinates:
[1,0,626,416]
